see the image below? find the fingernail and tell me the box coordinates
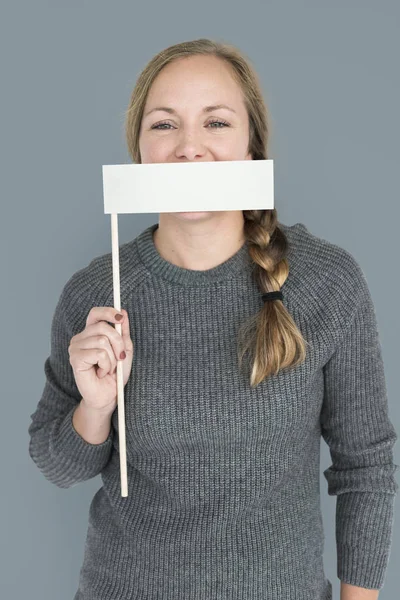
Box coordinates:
[120,351,126,360]
[115,313,123,321]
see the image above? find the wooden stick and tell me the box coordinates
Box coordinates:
[110,213,128,497]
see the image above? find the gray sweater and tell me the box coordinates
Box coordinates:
[28,221,399,600]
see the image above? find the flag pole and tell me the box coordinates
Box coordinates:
[110,213,128,497]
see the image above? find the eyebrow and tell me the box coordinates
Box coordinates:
[143,104,237,118]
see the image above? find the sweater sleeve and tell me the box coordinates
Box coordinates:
[28,279,115,489]
[320,262,399,590]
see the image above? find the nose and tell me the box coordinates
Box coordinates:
[174,129,208,161]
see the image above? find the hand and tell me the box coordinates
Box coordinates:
[68,307,134,413]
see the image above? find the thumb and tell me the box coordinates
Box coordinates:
[119,309,133,349]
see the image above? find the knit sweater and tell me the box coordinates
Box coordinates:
[28,221,399,600]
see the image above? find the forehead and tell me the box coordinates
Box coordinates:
[146,55,243,103]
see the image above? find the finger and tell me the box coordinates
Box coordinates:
[74,320,126,363]
[85,306,125,329]
[82,333,118,374]
[117,309,133,351]
[70,346,113,378]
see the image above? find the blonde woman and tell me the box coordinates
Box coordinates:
[28,39,398,600]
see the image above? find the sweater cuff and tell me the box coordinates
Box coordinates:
[51,405,114,471]
[336,491,396,589]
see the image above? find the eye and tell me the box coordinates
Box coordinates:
[207,119,230,128]
[151,119,230,130]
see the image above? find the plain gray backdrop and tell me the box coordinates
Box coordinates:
[2,1,399,598]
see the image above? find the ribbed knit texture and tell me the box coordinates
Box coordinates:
[28,221,399,600]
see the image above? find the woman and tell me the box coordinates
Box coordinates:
[28,38,398,600]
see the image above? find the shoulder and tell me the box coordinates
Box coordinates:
[278,221,370,323]
[279,221,359,270]
[54,233,149,335]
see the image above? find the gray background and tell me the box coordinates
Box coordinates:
[1,1,399,598]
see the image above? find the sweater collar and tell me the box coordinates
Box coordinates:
[135,223,256,286]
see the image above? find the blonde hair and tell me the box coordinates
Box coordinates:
[124,38,309,387]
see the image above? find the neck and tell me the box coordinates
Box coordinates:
[152,212,247,272]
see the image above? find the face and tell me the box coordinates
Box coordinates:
[138,55,252,222]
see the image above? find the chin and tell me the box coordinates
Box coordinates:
[176,211,212,218]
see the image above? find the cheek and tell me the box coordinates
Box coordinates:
[142,136,173,158]
[211,134,248,154]
[139,139,168,162]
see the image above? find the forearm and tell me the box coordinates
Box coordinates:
[340,581,379,600]
[72,399,114,444]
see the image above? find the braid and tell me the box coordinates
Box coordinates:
[237,209,309,387]
[243,209,288,297]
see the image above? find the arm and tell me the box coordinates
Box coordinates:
[28,277,115,488]
[72,400,113,445]
[340,581,379,599]
[320,258,399,591]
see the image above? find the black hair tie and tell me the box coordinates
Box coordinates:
[262,291,283,302]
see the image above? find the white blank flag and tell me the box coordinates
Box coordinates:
[102,159,274,214]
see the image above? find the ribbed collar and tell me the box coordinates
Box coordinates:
[135,222,256,287]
